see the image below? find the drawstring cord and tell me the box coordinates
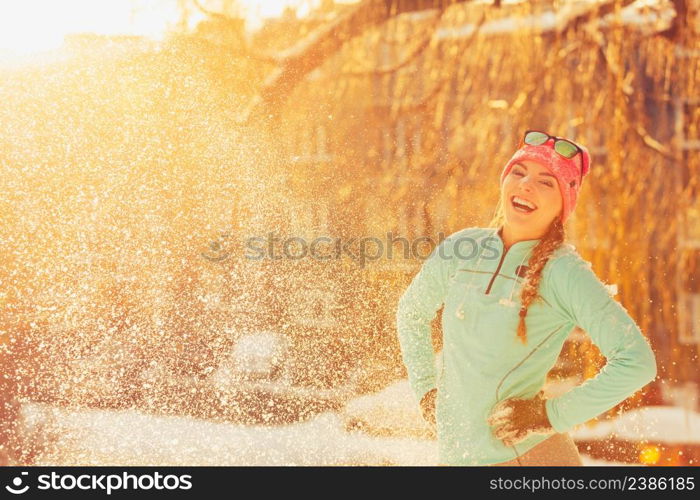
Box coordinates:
[494,249,531,466]
[449,226,535,465]
[454,230,531,320]
[454,228,498,320]
[499,250,530,308]
[496,251,531,464]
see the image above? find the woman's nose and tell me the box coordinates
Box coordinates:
[519,175,535,190]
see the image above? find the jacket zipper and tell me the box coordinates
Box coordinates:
[484,246,509,295]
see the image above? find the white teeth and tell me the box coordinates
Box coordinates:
[513,196,536,210]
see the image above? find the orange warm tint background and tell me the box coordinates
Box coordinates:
[0,0,698,466]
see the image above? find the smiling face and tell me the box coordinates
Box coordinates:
[501,159,563,237]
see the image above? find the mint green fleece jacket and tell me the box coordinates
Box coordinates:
[396,227,657,466]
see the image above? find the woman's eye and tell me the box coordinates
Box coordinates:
[513,170,552,187]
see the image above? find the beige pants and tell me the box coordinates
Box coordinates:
[490,433,583,466]
[439,433,583,466]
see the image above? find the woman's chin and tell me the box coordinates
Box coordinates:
[505,206,537,224]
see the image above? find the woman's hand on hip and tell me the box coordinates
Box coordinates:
[486,390,554,446]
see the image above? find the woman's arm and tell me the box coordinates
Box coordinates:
[544,254,658,433]
[395,235,455,404]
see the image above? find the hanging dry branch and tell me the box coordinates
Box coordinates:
[240,0,673,125]
[238,0,472,124]
[582,23,683,161]
[341,11,443,76]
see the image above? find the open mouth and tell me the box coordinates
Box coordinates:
[511,195,537,214]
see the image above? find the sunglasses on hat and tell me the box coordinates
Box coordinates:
[520,130,585,185]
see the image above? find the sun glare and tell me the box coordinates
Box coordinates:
[0,0,184,58]
[0,0,318,61]
[238,0,323,31]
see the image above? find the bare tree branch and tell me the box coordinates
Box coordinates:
[191,0,304,67]
[657,0,687,42]
[559,0,640,35]
[239,0,671,125]
[583,22,682,161]
[238,0,472,125]
[191,0,240,21]
[365,11,487,114]
[341,10,442,76]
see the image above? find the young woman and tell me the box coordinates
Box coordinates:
[396,130,657,466]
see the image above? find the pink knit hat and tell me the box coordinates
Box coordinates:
[500,137,591,224]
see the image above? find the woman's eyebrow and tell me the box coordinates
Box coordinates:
[513,163,557,178]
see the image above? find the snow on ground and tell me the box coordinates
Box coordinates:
[570,405,700,444]
[17,402,625,466]
[19,402,437,466]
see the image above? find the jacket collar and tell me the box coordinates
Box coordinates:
[491,226,541,256]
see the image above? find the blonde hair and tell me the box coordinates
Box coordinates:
[488,196,565,344]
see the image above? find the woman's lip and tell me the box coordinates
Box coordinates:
[511,195,538,211]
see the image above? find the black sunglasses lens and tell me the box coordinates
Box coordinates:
[524,131,549,146]
[554,140,579,158]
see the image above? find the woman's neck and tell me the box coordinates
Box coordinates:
[499,225,542,251]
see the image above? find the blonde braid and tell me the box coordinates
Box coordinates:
[515,219,564,344]
[489,201,566,344]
